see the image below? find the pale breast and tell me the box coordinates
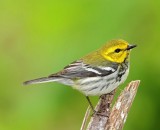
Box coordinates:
[75,63,129,96]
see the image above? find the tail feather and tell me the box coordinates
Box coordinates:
[23,77,58,85]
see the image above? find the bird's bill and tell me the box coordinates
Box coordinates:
[126,44,137,50]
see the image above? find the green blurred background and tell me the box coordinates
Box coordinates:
[0,0,160,130]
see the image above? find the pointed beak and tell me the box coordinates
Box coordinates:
[126,44,137,50]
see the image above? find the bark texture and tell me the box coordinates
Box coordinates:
[81,80,140,130]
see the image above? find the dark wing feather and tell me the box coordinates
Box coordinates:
[49,60,118,79]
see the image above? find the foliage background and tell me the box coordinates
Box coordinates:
[0,0,160,130]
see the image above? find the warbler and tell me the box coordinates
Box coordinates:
[23,39,136,111]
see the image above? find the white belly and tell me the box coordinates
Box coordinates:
[75,67,129,96]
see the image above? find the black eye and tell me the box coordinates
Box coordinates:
[115,48,121,53]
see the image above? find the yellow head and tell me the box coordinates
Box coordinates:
[100,39,136,63]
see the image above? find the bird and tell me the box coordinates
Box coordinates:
[23,39,137,112]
